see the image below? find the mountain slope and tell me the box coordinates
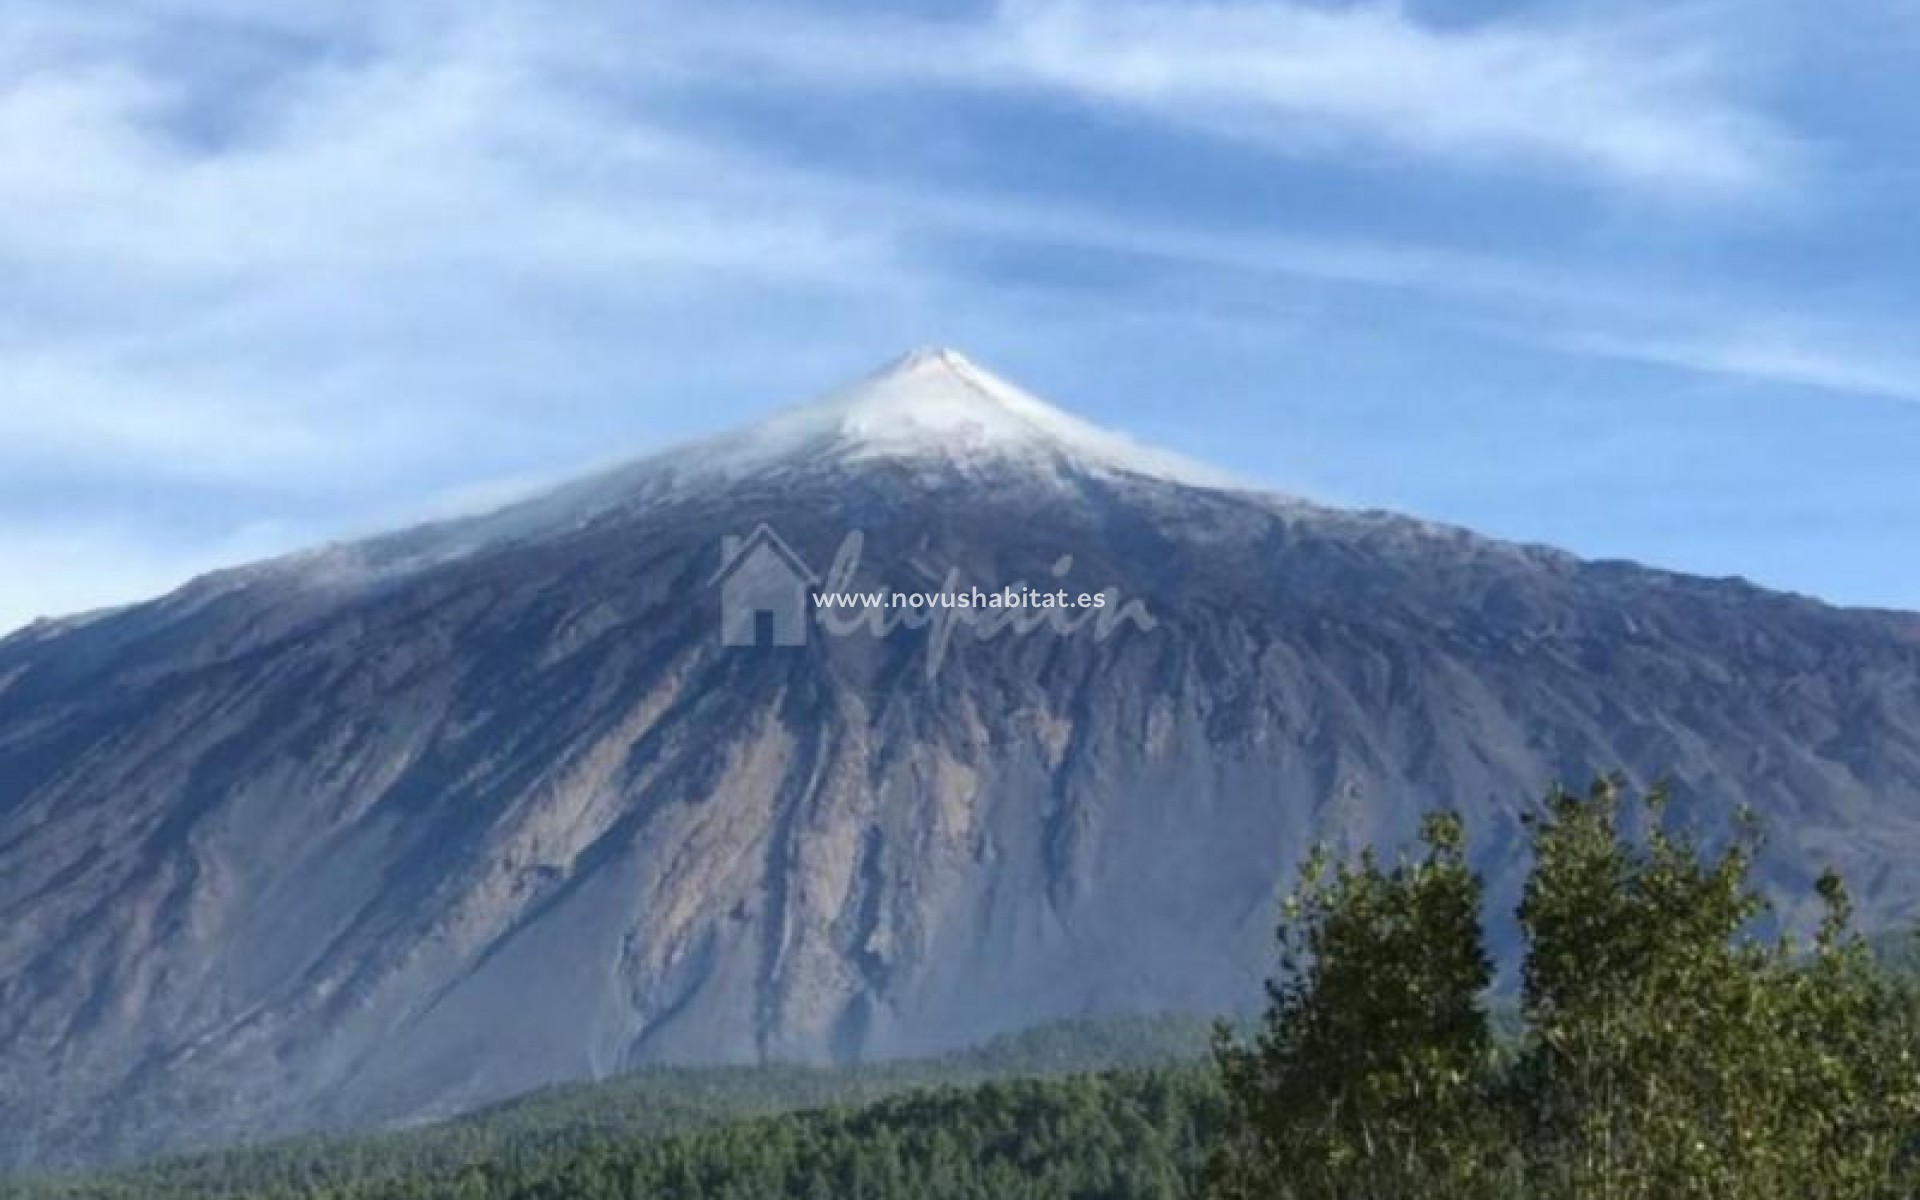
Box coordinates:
[4,350,1920,1168]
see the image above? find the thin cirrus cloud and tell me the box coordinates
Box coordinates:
[1560,328,1920,409]
[0,20,887,282]
[667,0,1800,201]
[0,1,900,482]
[1001,0,1794,198]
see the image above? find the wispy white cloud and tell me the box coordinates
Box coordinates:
[0,12,888,281]
[662,0,1798,200]
[0,350,348,480]
[1560,327,1920,407]
[0,0,905,477]
[1006,0,1792,197]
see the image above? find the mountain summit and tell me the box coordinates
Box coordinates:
[3,356,1920,1169]
[263,350,1241,589]
[499,348,1239,531]
[711,348,1228,487]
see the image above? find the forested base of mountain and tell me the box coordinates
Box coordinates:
[399,1072,1220,1200]
[0,1016,1216,1200]
[2,1070,1221,1200]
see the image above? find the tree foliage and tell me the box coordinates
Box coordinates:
[1214,776,1920,1200]
[0,1014,1211,1200]
[1514,777,1920,1199]
[3,1071,1222,1200]
[1210,812,1505,1199]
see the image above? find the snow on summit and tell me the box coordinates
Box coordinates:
[799,347,1111,454]
[722,347,1233,487]
[268,350,1247,585]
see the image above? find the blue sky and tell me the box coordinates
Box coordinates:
[2,0,1917,631]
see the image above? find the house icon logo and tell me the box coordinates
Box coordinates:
[711,523,819,646]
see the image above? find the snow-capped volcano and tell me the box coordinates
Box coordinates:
[8,347,1920,1172]
[188,349,1248,595]
[719,348,1231,487]
[342,349,1242,574]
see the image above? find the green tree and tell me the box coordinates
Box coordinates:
[1216,776,1920,1200]
[1209,812,1507,1200]
[1513,775,1920,1200]
[1737,872,1920,1198]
